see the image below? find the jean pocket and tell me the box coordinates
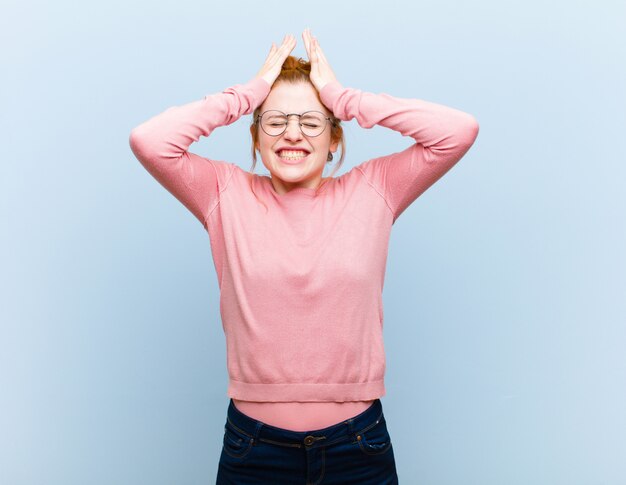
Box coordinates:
[356,415,393,456]
[222,420,254,459]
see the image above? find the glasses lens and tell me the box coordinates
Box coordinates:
[300,112,326,136]
[261,111,288,136]
[260,111,327,137]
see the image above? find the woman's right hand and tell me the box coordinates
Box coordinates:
[255,34,297,86]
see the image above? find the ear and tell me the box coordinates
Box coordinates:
[329,138,339,153]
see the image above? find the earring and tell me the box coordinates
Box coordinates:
[327,151,334,162]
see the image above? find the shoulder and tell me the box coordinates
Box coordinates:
[223,163,268,195]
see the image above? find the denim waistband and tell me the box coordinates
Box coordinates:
[225,399,384,450]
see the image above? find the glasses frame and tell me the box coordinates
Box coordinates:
[255,110,335,137]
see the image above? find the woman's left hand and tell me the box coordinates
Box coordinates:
[302,28,339,92]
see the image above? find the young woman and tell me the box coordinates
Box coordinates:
[130,28,479,484]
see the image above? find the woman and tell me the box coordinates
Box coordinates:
[129,29,479,484]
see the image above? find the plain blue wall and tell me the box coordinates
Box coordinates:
[1,0,625,483]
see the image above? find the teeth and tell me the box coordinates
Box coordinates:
[278,150,308,159]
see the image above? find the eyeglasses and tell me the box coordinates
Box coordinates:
[255,110,334,137]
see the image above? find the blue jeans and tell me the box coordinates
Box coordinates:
[216,398,399,484]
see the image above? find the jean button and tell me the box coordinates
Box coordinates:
[304,435,316,446]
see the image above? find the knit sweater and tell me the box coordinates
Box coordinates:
[129,76,479,402]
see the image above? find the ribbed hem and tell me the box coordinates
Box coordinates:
[227,379,386,402]
[319,80,346,116]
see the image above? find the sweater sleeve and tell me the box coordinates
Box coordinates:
[128,77,272,227]
[319,81,480,223]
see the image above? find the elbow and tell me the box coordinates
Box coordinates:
[128,129,140,156]
[466,114,479,135]
[461,116,480,147]
[128,126,151,161]
[470,116,480,136]
[128,125,144,147]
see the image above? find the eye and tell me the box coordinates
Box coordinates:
[301,113,325,125]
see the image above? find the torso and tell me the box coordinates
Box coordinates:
[229,173,379,430]
[232,399,376,432]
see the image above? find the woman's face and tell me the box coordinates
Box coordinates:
[253,81,339,195]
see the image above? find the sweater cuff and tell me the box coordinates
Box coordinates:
[319,80,347,118]
[240,76,272,112]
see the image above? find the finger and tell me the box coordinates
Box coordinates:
[278,39,295,63]
[269,36,293,63]
[304,38,312,61]
[309,45,318,70]
[313,37,323,57]
[283,33,295,46]
[302,30,310,58]
[277,35,295,55]
[306,29,315,54]
[313,38,329,65]
[272,35,288,55]
[310,37,319,65]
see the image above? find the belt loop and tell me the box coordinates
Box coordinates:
[253,421,263,443]
[345,417,355,437]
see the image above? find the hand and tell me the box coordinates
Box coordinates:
[302,28,338,92]
[255,34,297,86]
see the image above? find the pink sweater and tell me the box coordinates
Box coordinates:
[129,76,479,425]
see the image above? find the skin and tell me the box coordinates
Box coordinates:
[251,29,341,195]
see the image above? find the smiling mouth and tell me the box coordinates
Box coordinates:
[276,150,310,162]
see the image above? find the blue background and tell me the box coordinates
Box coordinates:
[1,0,625,483]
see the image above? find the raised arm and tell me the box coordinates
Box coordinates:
[319,81,480,223]
[300,28,478,223]
[128,77,271,227]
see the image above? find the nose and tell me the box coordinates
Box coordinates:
[283,117,304,141]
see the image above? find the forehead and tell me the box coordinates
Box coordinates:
[261,82,329,114]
